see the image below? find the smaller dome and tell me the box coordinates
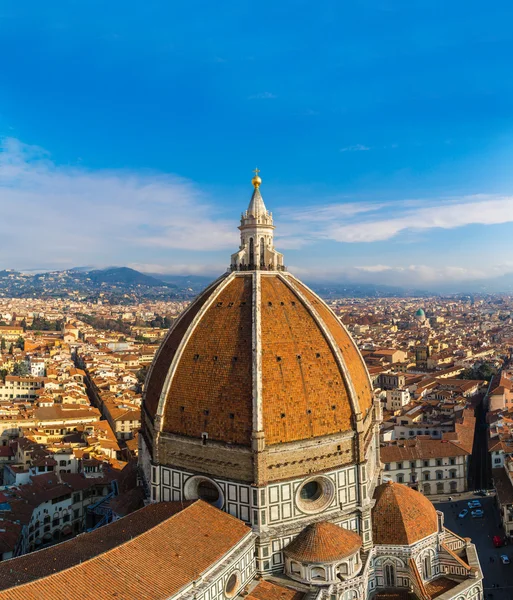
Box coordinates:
[285,522,362,563]
[372,481,439,545]
[415,308,426,318]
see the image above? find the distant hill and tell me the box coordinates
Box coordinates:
[151,273,215,293]
[307,281,429,298]
[87,267,175,288]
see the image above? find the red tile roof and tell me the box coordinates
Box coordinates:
[372,481,439,545]
[284,521,362,563]
[144,272,374,447]
[0,501,192,590]
[246,580,305,600]
[0,500,251,600]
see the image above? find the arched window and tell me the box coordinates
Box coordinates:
[449,470,457,479]
[384,563,396,587]
[450,480,457,491]
[423,471,430,481]
[249,238,254,267]
[423,555,432,579]
[260,237,265,267]
[338,562,349,576]
[397,474,404,483]
[423,483,431,495]
[436,482,444,493]
[436,470,443,480]
[311,566,326,581]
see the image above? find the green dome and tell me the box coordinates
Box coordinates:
[415,308,426,317]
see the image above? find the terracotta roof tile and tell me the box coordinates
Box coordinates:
[293,279,373,417]
[0,501,251,600]
[0,501,191,591]
[246,580,305,600]
[162,275,253,445]
[143,275,227,420]
[372,481,438,545]
[284,521,362,563]
[145,272,373,447]
[261,276,354,444]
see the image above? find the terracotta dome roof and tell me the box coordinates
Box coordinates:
[143,271,373,447]
[372,481,439,545]
[284,522,362,563]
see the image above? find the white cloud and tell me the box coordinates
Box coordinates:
[285,194,513,244]
[128,262,225,276]
[340,144,370,152]
[0,137,237,269]
[289,263,496,286]
[248,92,277,100]
[326,195,513,243]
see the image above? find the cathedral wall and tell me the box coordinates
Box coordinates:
[256,431,356,485]
[151,460,365,529]
[156,433,254,482]
[151,435,379,575]
[176,534,256,600]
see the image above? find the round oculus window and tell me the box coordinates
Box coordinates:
[224,570,240,598]
[295,476,335,514]
[197,480,220,504]
[184,476,224,509]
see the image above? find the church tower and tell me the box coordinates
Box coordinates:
[230,169,284,272]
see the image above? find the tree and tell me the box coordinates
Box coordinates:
[15,336,24,350]
[0,337,5,351]
[460,362,497,382]
[136,366,148,384]
[12,362,29,376]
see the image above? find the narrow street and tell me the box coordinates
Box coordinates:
[436,496,513,600]
[469,394,491,492]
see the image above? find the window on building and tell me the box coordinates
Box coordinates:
[424,460,429,467]
[397,463,403,469]
[436,471,443,480]
[311,567,326,581]
[449,458,455,466]
[436,459,442,466]
[423,555,432,579]
[397,474,404,484]
[384,564,396,587]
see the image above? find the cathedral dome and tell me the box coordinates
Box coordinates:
[143,270,373,447]
[372,481,439,545]
[284,521,362,563]
[142,171,375,487]
[415,308,426,321]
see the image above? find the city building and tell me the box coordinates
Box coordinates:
[0,176,484,599]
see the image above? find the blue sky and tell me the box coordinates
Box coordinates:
[1,1,513,287]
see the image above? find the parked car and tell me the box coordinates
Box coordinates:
[494,535,505,548]
[476,490,490,497]
[501,555,510,565]
[471,509,484,518]
[458,509,468,518]
[468,500,482,508]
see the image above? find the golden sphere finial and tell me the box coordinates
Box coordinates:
[252,167,262,188]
